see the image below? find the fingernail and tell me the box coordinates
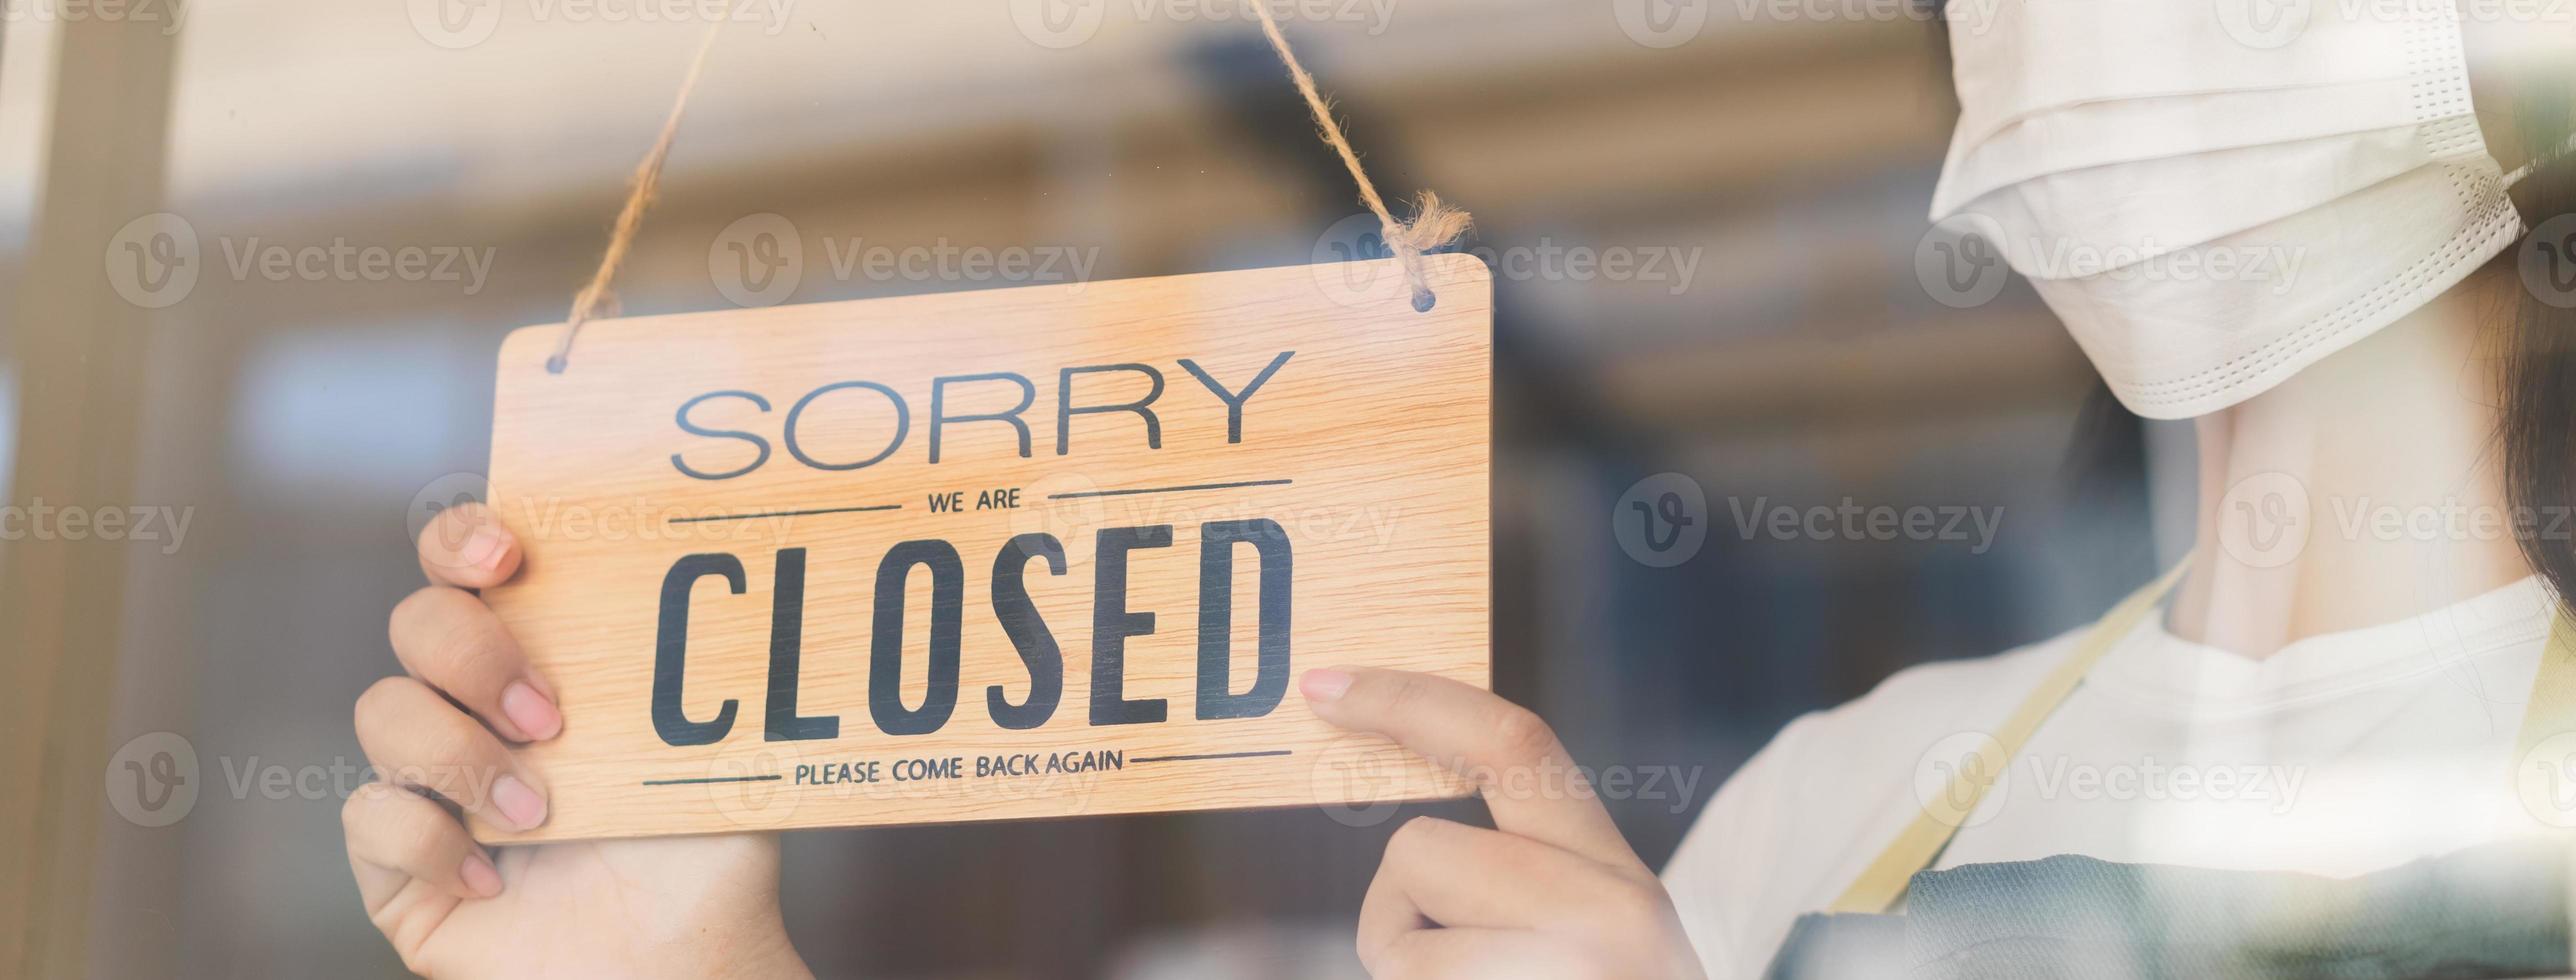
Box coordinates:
[501,681,563,741]
[491,775,548,831]
[460,526,510,572]
[1302,668,1354,703]
[460,853,504,897]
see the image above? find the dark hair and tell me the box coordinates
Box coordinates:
[2499,84,2576,610]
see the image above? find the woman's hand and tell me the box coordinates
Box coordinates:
[1305,667,1706,980]
[344,503,808,978]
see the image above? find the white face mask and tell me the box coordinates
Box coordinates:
[1931,0,2532,420]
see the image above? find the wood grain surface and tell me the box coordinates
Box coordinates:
[476,255,1491,842]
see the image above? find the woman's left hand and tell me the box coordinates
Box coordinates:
[1303,667,1708,979]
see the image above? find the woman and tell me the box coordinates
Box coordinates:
[342,2,2576,976]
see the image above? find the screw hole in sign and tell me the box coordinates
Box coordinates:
[546,10,1469,373]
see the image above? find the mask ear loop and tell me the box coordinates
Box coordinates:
[2504,131,2576,189]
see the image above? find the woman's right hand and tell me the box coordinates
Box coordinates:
[344,503,809,978]
[1305,668,1707,979]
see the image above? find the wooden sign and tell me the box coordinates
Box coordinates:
[475,255,1491,842]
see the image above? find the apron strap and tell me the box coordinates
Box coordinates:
[1826,557,2193,914]
[2514,609,2576,826]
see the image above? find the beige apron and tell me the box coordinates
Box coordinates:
[1827,561,2576,914]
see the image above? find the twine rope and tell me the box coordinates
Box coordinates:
[546,23,724,373]
[551,13,1465,371]
[1247,2,1470,312]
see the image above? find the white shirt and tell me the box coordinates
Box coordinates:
[1662,576,2562,978]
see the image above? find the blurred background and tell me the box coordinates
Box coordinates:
[0,1,2173,976]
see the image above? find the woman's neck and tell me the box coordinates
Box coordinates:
[2165,267,2533,657]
